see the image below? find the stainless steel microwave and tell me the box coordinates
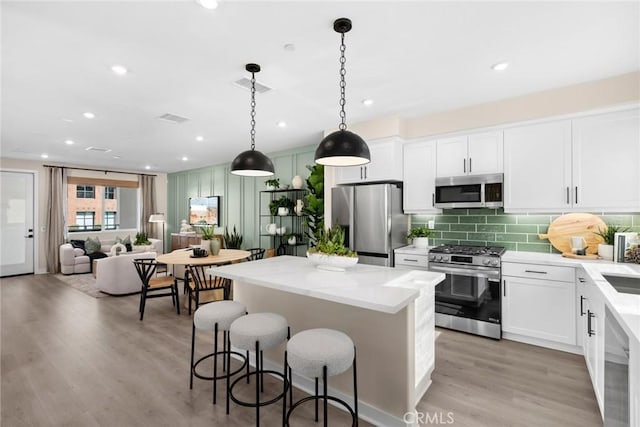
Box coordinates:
[434,173,503,209]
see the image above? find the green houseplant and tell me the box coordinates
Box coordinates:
[594,223,630,260]
[307,226,357,271]
[134,232,151,245]
[265,178,280,190]
[224,225,243,249]
[407,225,433,248]
[303,164,324,247]
[269,196,294,216]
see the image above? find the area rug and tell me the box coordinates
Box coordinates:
[54,273,106,298]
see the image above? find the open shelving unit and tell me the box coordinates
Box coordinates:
[259,189,307,257]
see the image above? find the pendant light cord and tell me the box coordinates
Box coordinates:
[339,32,347,131]
[250,71,257,150]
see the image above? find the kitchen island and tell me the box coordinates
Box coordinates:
[213,255,445,427]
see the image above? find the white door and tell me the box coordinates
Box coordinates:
[436,136,468,177]
[467,131,503,175]
[0,171,35,276]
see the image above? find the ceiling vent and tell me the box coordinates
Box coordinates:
[158,113,190,124]
[85,146,112,153]
[233,77,271,94]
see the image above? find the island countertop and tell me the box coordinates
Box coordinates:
[212,255,444,314]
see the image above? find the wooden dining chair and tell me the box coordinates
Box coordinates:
[133,258,180,321]
[187,264,232,315]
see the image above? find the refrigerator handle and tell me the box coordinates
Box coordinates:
[349,187,356,252]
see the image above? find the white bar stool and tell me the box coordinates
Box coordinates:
[284,328,358,426]
[189,300,248,404]
[228,312,290,426]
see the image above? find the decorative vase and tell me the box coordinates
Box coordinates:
[295,199,304,216]
[598,243,613,260]
[266,223,277,235]
[288,236,297,245]
[210,237,221,256]
[291,175,303,189]
[412,237,429,248]
[278,207,290,216]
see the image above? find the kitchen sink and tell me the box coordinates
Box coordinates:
[602,274,640,296]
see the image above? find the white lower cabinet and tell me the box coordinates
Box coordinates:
[502,262,576,345]
[577,268,605,417]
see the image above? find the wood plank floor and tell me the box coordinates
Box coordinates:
[1,274,602,426]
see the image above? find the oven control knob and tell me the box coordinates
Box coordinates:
[429,254,436,261]
[442,256,449,262]
[483,259,491,265]
[490,259,499,266]
[436,255,443,261]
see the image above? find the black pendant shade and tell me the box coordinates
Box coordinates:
[230,63,275,177]
[314,129,370,166]
[314,17,370,167]
[230,149,275,177]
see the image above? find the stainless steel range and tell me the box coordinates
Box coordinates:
[428,245,506,339]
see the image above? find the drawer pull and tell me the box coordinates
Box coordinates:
[524,270,548,274]
[403,258,419,262]
[588,310,595,337]
[580,296,585,316]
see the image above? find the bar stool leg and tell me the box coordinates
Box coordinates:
[223,331,227,372]
[189,323,196,389]
[255,340,261,427]
[260,351,265,393]
[226,333,231,415]
[315,378,319,422]
[282,351,288,427]
[213,324,218,404]
[353,348,358,425]
[323,366,328,427]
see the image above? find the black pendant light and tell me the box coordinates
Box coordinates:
[231,63,275,177]
[315,18,370,167]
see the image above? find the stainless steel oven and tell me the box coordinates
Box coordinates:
[428,245,504,339]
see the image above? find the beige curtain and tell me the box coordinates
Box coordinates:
[45,166,65,273]
[139,175,157,237]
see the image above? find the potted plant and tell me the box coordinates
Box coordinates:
[265,178,280,191]
[594,223,629,260]
[197,224,220,255]
[269,195,294,216]
[303,164,324,246]
[224,225,243,249]
[133,232,151,251]
[286,233,301,245]
[307,226,358,271]
[407,225,434,248]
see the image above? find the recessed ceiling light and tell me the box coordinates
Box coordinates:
[362,99,374,106]
[62,118,74,123]
[40,153,48,159]
[277,121,287,128]
[491,61,509,71]
[113,155,121,159]
[64,139,75,145]
[195,135,204,142]
[111,65,128,75]
[83,112,95,119]
[145,165,151,170]
[182,156,189,161]
[197,0,218,9]
[284,43,296,52]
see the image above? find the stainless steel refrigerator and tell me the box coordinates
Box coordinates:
[331,182,407,267]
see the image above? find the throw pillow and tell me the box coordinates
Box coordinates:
[116,235,133,252]
[85,236,101,255]
[70,239,86,253]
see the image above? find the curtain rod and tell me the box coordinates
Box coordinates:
[43,164,157,177]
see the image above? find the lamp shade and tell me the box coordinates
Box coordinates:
[230,149,275,176]
[314,129,371,166]
[149,213,165,223]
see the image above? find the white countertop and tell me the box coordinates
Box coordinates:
[503,251,640,344]
[213,255,445,314]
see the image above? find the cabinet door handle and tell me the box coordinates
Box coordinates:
[524,270,548,274]
[364,166,367,180]
[463,158,466,173]
[503,280,506,297]
[360,167,363,180]
[566,187,570,204]
[575,186,578,205]
[432,193,435,207]
[580,296,585,316]
[587,310,595,337]
[469,157,472,173]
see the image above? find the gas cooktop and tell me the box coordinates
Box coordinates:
[429,245,506,257]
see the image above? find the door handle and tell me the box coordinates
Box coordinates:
[580,296,585,316]
[25,235,34,238]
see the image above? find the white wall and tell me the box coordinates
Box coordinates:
[0,158,167,273]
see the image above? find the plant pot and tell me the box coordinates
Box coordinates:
[277,207,290,216]
[210,237,221,256]
[412,237,429,248]
[287,236,297,245]
[307,252,358,272]
[598,243,614,260]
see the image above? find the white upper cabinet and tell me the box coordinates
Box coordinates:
[504,120,573,212]
[436,131,503,177]
[504,108,640,212]
[572,108,640,211]
[335,137,403,184]
[403,139,439,213]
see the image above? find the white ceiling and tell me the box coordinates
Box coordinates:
[1,1,638,173]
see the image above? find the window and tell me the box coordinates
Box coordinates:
[76,212,95,230]
[104,186,116,199]
[104,211,117,230]
[76,185,95,199]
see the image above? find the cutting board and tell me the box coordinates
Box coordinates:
[538,213,606,255]
[561,252,599,260]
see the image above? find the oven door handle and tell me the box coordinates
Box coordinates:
[428,264,500,281]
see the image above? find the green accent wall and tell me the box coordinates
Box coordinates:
[412,210,640,253]
[167,145,316,250]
